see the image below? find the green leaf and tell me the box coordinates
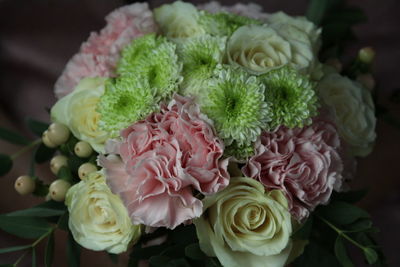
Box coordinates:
[332,190,367,204]
[57,212,69,231]
[185,243,206,260]
[0,154,13,176]
[26,118,49,137]
[57,166,74,183]
[363,247,378,264]
[0,215,51,239]
[32,179,49,197]
[306,0,328,25]
[292,241,340,267]
[45,231,55,267]
[130,244,169,260]
[149,255,171,266]
[6,201,66,217]
[32,247,37,267]
[67,232,81,267]
[167,258,191,267]
[344,219,372,233]
[334,236,354,267]
[324,7,367,25]
[292,216,314,240]
[108,253,119,264]
[34,143,56,163]
[0,245,31,254]
[0,126,30,145]
[317,201,370,226]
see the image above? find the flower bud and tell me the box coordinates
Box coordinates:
[358,47,375,64]
[42,130,57,148]
[357,73,376,91]
[47,123,70,145]
[325,58,342,73]
[74,141,93,158]
[78,163,97,180]
[14,175,36,195]
[49,179,71,202]
[50,155,68,175]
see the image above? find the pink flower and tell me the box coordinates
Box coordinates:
[243,121,343,221]
[55,3,158,99]
[100,95,230,229]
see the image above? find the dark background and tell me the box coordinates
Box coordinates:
[0,0,399,266]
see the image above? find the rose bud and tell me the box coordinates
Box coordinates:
[74,141,93,158]
[42,130,57,148]
[14,175,36,195]
[50,155,68,175]
[49,179,71,202]
[78,163,97,180]
[358,47,375,64]
[47,123,70,145]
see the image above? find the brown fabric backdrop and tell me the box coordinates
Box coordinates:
[1,0,399,266]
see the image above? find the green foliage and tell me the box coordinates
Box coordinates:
[0,126,30,145]
[67,231,81,267]
[0,215,51,239]
[0,245,31,254]
[45,231,55,267]
[34,143,56,163]
[292,192,387,267]
[307,0,367,60]
[6,201,66,218]
[0,154,13,176]
[128,225,221,267]
[26,118,49,137]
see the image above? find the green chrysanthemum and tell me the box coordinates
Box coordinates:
[117,34,182,100]
[261,67,319,129]
[177,35,226,97]
[202,66,271,146]
[225,141,255,161]
[97,77,158,135]
[199,11,262,37]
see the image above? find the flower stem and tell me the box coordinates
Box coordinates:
[317,215,367,251]
[11,139,41,160]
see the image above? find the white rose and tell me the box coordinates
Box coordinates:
[154,1,205,40]
[267,11,323,79]
[226,21,319,77]
[51,77,109,153]
[65,171,141,254]
[317,73,376,156]
[194,177,293,267]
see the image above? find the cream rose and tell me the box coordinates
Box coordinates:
[154,1,205,40]
[194,177,293,267]
[51,77,109,153]
[267,11,323,79]
[226,22,318,76]
[317,73,376,156]
[65,171,141,254]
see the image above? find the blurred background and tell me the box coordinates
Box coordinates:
[0,0,399,266]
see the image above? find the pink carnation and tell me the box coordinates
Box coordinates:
[100,95,230,229]
[54,3,157,99]
[243,121,343,221]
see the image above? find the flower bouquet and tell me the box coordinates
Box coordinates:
[0,1,387,266]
